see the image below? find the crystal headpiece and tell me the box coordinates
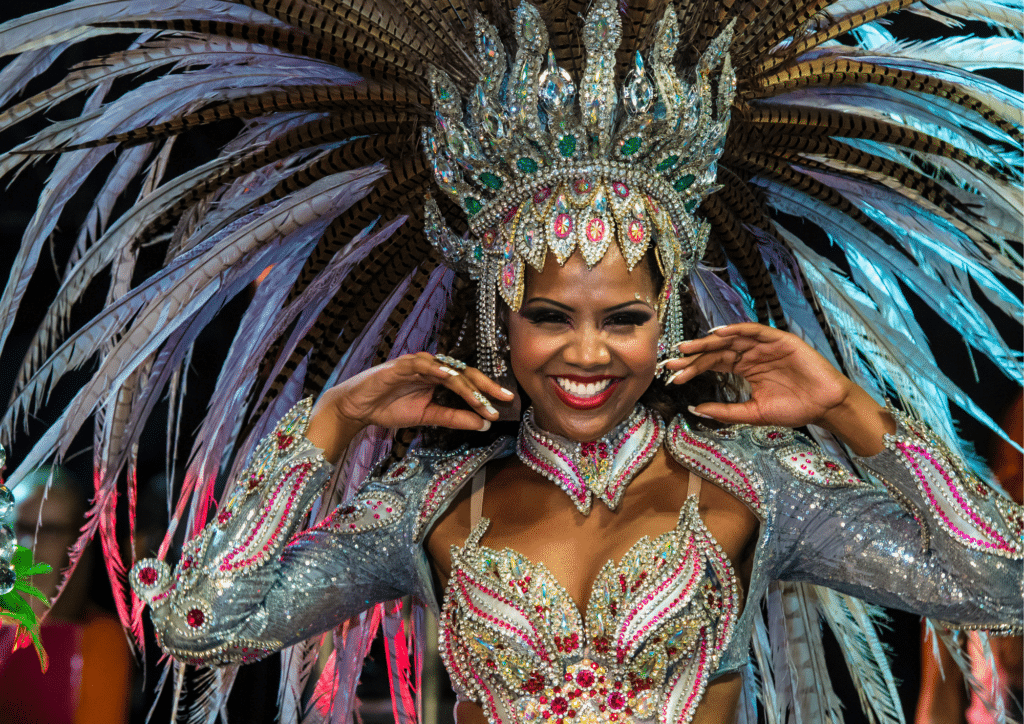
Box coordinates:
[421,0,737,376]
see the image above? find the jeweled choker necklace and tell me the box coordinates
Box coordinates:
[516,405,665,515]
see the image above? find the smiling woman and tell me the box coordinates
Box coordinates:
[508,245,661,441]
[0,0,1021,722]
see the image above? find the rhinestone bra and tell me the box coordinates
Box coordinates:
[439,497,740,724]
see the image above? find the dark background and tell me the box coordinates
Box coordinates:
[0,2,1019,723]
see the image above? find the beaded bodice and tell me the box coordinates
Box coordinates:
[439,497,740,724]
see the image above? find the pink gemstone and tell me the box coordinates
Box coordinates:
[138,567,159,586]
[186,608,205,628]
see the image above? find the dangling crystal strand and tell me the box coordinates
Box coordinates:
[624,52,655,116]
[538,49,575,114]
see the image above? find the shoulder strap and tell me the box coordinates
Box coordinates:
[470,468,486,528]
[686,468,701,500]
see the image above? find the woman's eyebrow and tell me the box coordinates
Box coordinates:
[522,299,651,312]
[523,297,574,310]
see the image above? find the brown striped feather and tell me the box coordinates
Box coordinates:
[618,0,669,80]
[733,0,830,67]
[285,155,431,305]
[540,0,588,78]
[743,58,1024,146]
[715,166,775,234]
[151,121,418,254]
[57,84,429,151]
[701,193,783,326]
[752,0,916,76]
[725,145,905,252]
[738,106,1012,182]
[766,135,978,225]
[700,238,730,277]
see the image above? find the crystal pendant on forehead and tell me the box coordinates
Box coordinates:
[538,50,575,113]
[624,52,655,116]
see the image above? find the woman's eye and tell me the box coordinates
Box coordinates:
[522,309,571,325]
[606,312,652,327]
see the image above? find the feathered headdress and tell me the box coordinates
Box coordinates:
[0,0,1019,722]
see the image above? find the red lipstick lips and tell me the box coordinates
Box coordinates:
[549,375,621,410]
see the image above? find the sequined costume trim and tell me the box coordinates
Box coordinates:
[130,398,334,665]
[440,498,738,724]
[413,440,509,542]
[775,446,870,489]
[665,418,765,516]
[880,406,1023,560]
[516,405,665,514]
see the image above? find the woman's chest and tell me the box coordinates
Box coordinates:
[425,452,758,608]
[427,456,759,724]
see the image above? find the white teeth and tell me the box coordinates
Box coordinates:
[555,377,613,398]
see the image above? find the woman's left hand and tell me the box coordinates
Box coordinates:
[662,323,893,454]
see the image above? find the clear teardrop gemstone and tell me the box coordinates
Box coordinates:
[624,52,655,115]
[476,85,505,140]
[432,153,458,192]
[538,50,575,113]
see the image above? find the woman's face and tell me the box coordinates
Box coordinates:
[507,245,660,442]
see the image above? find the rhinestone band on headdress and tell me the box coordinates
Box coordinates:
[421,0,737,376]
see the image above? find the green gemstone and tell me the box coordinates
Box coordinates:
[517,157,538,174]
[558,134,577,158]
[473,245,484,260]
[621,137,642,156]
[479,172,503,190]
[685,199,698,212]
[465,197,483,215]
[674,174,696,192]
[656,155,679,172]
[438,87,451,101]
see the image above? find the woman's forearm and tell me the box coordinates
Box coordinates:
[816,383,896,456]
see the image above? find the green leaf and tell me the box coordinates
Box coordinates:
[0,590,33,617]
[26,625,48,671]
[12,545,32,569]
[13,581,48,604]
[0,609,34,630]
[19,563,52,577]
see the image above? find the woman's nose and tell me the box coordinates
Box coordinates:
[563,327,611,367]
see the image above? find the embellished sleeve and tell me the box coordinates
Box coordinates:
[129,400,420,666]
[769,407,1023,633]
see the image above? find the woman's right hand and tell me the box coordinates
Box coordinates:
[306,353,515,463]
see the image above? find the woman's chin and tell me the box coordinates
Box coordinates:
[534,390,640,441]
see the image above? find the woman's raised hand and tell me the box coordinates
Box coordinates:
[306,353,515,463]
[662,323,892,455]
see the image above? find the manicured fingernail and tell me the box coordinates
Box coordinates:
[665,370,683,385]
[479,419,492,431]
[500,387,514,398]
[687,404,713,419]
[439,366,460,376]
[706,325,729,334]
[656,359,669,370]
[484,404,498,416]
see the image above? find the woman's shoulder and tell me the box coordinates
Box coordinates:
[367,436,516,543]
[664,416,865,516]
